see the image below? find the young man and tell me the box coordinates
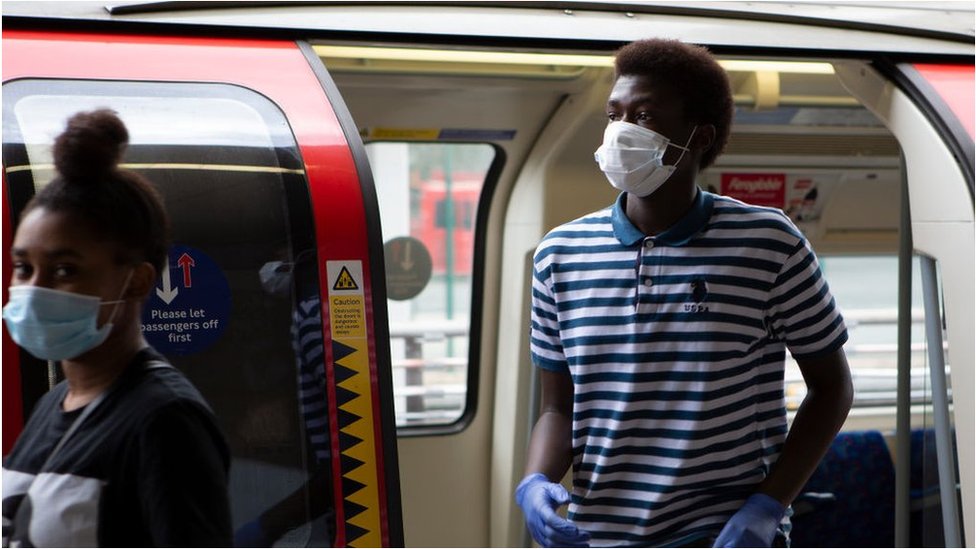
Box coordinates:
[516,39,853,547]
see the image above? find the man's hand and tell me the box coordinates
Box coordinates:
[713,493,785,547]
[515,473,591,547]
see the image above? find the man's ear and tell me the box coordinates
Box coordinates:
[127,261,158,301]
[693,124,717,152]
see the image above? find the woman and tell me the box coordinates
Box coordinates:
[2,109,232,546]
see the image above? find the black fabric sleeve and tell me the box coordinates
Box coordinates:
[136,401,232,547]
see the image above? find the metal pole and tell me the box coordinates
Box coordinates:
[523,364,541,548]
[443,148,455,356]
[919,257,962,547]
[894,160,912,547]
[47,360,58,389]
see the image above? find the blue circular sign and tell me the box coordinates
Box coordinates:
[141,244,231,356]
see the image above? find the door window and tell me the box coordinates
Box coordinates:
[365,142,497,428]
[3,79,334,546]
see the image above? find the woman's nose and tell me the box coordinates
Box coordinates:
[22,271,53,289]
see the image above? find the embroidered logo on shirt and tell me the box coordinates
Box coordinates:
[684,279,709,312]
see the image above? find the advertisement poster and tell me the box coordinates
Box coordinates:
[720,173,786,208]
[718,172,839,225]
[784,174,838,223]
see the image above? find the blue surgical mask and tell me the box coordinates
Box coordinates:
[2,274,131,361]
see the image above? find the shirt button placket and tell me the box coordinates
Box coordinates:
[644,238,655,287]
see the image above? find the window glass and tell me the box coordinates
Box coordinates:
[3,80,334,546]
[783,254,958,545]
[365,142,495,427]
[784,255,925,417]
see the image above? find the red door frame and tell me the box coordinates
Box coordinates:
[913,63,975,140]
[1,29,400,547]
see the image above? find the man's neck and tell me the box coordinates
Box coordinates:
[625,179,699,236]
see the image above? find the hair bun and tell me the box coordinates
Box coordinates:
[53,109,129,182]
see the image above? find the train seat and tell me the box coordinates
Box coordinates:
[908,428,948,547]
[791,430,896,547]
[791,428,954,547]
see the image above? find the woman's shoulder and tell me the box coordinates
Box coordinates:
[115,348,214,420]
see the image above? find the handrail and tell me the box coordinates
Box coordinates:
[389,320,468,338]
[895,171,913,547]
[844,308,924,324]
[920,256,963,547]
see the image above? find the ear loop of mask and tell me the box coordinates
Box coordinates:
[668,125,698,169]
[101,268,136,328]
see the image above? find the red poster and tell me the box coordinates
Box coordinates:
[721,173,786,208]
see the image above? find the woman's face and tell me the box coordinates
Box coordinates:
[10,207,132,327]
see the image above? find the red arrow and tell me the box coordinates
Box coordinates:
[178,253,195,288]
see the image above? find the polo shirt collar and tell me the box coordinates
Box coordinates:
[611,188,714,247]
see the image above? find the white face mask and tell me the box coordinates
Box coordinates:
[594,121,697,197]
[259,260,293,297]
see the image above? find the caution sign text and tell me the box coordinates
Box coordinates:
[330,296,365,338]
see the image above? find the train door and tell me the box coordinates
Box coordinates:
[833,60,974,546]
[1,31,403,547]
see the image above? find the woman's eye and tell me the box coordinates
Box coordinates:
[54,264,77,278]
[607,112,619,121]
[12,262,32,279]
[636,112,650,121]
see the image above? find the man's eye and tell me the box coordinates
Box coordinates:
[636,112,650,121]
[607,113,619,121]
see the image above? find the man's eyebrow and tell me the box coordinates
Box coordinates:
[607,95,657,107]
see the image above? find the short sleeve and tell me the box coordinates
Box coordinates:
[529,249,569,372]
[137,401,232,547]
[766,237,848,359]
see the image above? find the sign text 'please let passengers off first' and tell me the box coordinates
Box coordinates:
[141,244,231,356]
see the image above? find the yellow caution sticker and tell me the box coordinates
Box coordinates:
[363,127,517,141]
[365,127,440,140]
[326,260,383,547]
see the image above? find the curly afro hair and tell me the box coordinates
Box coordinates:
[614,39,733,170]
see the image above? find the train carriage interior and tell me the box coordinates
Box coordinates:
[315,43,962,547]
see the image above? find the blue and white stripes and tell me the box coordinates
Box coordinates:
[292,296,331,465]
[529,191,846,546]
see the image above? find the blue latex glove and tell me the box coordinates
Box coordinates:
[234,518,272,548]
[713,493,786,548]
[515,473,591,547]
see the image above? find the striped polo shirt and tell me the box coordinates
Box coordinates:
[530,190,847,547]
[292,295,330,464]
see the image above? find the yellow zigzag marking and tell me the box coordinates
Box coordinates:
[335,340,382,547]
